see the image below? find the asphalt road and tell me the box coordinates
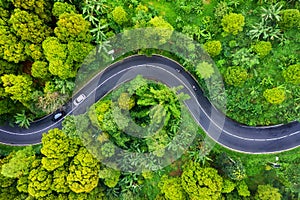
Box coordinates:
[0,55,299,154]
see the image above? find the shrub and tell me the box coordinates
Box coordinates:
[283,63,300,84]
[31,61,50,79]
[224,66,248,86]
[112,6,128,25]
[252,41,272,58]
[280,9,300,29]
[203,40,222,57]
[221,13,245,35]
[52,2,77,18]
[54,13,91,42]
[195,61,215,79]
[263,87,286,104]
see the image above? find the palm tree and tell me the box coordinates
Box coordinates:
[14,110,33,129]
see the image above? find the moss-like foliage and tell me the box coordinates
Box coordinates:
[52,2,77,18]
[195,61,215,79]
[252,41,272,58]
[280,9,300,29]
[9,9,52,44]
[112,6,128,25]
[54,13,92,43]
[263,87,286,104]
[221,13,245,35]
[203,40,222,57]
[158,175,187,200]
[224,66,248,86]
[283,63,300,85]
[181,161,223,200]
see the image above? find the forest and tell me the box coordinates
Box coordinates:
[0,0,299,199]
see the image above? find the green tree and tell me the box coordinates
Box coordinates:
[252,41,272,58]
[118,92,135,110]
[67,147,100,193]
[255,184,281,200]
[31,61,50,79]
[224,66,248,86]
[203,40,222,57]
[67,41,94,63]
[221,13,245,35]
[158,175,187,200]
[52,2,77,18]
[42,37,76,79]
[28,165,53,198]
[280,9,300,29]
[263,87,286,104]
[147,16,174,45]
[236,180,250,197]
[195,61,215,79]
[1,146,35,178]
[54,13,92,42]
[1,74,33,102]
[51,167,70,193]
[98,166,120,188]
[221,179,236,193]
[112,6,128,25]
[41,128,80,171]
[9,9,51,44]
[25,43,43,61]
[181,161,223,200]
[283,63,300,85]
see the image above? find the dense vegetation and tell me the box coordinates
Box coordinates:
[1,76,300,199]
[0,0,300,199]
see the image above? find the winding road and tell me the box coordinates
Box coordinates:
[1,55,300,154]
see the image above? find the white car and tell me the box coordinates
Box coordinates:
[73,94,86,106]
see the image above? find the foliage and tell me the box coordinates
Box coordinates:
[255,184,281,200]
[52,2,77,18]
[9,9,52,44]
[181,161,223,200]
[41,128,80,171]
[98,166,121,188]
[203,40,222,57]
[249,20,283,41]
[279,9,300,29]
[28,164,53,198]
[158,175,186,200]
[54,13,92,43]
[195,61,215,79]
[118,92,135,110]
[236,180,250,197]
[283,63,300,85]
[1,74,33,102]
[221,13,245,35]
[14,110,33,128]
[252,41,272,58]
[261,3,282,22]
[112,6,128,25]
[224,66,248,86]
[31,61,50,79]
[1,146,35,178]
[263,87,286,104]
[147,16,174,44]
[216,153,247,181]
[67,148,100,193]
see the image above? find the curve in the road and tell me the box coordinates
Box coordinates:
[0,55,299,154]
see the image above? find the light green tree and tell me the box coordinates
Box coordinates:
[1,146,36,178]
[255,184,281,200]
[221,13,245,35]
[283,63,300,85]
[31,61,50,79]
[203,40,222,57]
[263,87,285,104]
[158,175,187,200]
[112,6,128,25]
[252,41,272,58]
[52,2,77,18]
[28,165,53,198]
[98,166,120,188]
[195,61,215,79]
[54,13,92,42]
[51,167,70,193]
[9,9,52,44]
[1,74,33,102]
[181,161,223,200]
[67,148,100,193]
[225,66,248,86]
